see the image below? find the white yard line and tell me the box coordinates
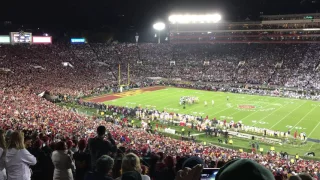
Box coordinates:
[123,88,225,115]
[210,96,259,115]
[308,144,315,151]
[251,99,300,126]
[307,107,320,151]
[290,105,317,131]
[270,101,308,129]
[192,133,205,136]
[306,121,320,138]
[239,98,283,125]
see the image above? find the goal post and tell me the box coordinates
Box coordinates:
[118,63,131,91]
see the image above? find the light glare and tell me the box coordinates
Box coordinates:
[168,14,222,24]
[153,22,165,31]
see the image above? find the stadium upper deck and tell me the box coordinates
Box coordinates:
[169,13,320,43]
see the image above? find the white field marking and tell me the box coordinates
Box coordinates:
[270,101,308,129]
[207,96,260,117]
[163,91,229,113]
[126,87,228,107]
[204,96,261,116]
[290,105,317,131]
[305,120,320,139]
[118,88,183,107]
[308,143,315,151]
[211,96,274,119]
[238,97,282,124]
[250,98,297,126]
[192,133,205,136]
[142,88,205,106]
[163,92,240,118]
[164,98,224,116]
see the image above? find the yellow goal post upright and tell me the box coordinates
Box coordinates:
[118,63,131,92]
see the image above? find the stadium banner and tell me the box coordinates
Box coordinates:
[71,38,86,44]
[32,36,52,44]
[10,32,32,44]
[0,35,10,44]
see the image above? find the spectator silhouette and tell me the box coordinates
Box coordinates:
[74,139,91,180]
[215,159,275,180]
[87,126,116,170]
[30,139,49,180]
[41,136,55,180]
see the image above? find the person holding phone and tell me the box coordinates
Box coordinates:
[176,164,203,180]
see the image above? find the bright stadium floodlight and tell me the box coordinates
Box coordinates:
[168,14,222,24]
[153,22,165,31]
[153,22,165,44]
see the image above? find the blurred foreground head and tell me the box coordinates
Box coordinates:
[216,159,275,180]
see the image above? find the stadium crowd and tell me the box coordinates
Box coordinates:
[0,43,320,180]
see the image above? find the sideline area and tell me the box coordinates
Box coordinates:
[57,101,320,160]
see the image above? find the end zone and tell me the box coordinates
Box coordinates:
[83,86,167,103]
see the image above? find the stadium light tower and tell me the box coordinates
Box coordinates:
[153,22,165,44]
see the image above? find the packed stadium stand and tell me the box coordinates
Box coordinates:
[0,13,320,180]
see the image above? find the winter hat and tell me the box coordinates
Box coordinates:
[182,156,204,169]
[216,159,275,180]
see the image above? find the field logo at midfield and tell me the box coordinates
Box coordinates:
[233,104,277,112]
[238,105,256,109]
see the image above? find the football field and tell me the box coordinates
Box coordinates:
[87,86,320,139]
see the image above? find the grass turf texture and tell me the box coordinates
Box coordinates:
[82,86,320,158]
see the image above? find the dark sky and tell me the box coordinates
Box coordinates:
[2,0,319,30]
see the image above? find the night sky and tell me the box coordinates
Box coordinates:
[2,0,319,31]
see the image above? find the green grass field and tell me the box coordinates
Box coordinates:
[104,87,320,139]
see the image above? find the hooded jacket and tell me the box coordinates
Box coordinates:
[5,148,37,180]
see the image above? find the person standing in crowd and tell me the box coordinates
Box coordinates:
[116,153,150,180]
[52,141,76,180]
[0,130,7,180]
[85,155,114,180]
[30,139,47,180]
[87,126,116,170]
[40,136,55,180]
[5,131,37,180]
[74,139,91,180]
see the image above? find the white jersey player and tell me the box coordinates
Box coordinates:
[212,100,215,106]
[204,101,207,106]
